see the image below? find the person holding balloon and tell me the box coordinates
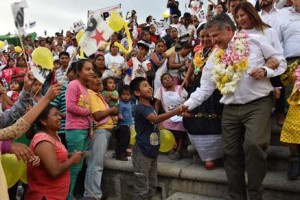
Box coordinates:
[129,77,184,200]
[154,73,188,160]
[0,81,63,200]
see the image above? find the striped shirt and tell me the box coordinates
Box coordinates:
[51,85,67,135]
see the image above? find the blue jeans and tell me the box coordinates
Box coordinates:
[84,129,111,198]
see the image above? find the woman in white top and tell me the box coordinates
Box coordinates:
[104,43,125,88]
[154,73,188,160]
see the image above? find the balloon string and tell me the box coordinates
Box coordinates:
[32,84,43,101]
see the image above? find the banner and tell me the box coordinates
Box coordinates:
[79,16,113,56]
[31,65,51,84]
[11,0,28,35]
[71,20,86,32]
[87,4,121,21]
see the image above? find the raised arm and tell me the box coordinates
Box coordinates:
[0,83,62,140]
[0,72,34,128]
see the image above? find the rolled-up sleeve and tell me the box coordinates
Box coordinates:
[0,89,31,129]
[184,56,217,110]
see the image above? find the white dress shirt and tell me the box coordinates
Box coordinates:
[249,28,284,55]
[177,24,197,39]
[185,30,287,110]
[259,7,283,39]
[278,8,300,58]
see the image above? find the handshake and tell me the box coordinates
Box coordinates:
[174,104,191,117]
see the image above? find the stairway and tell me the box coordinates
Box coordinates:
[101,116,300,200]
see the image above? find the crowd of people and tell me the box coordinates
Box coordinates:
[0,0,299,199]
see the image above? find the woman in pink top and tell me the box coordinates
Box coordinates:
[65,59,94,200]
[1,58,15,85]
[26,105,83,200]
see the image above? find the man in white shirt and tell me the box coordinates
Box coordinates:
[259,0,286,126]
[184,14,286,200]
[259,0,283,37]
[170,14,180,30]
[55,52,70,87]
[177,12,197,39]
[66,36,79,61]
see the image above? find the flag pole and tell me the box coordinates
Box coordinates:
[16,32,30,70]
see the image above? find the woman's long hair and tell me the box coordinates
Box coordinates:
[233,2,271,32]
[35,104,56,132]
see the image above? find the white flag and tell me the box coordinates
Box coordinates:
[29,21,36,28]
[11,0,28,35]
[79,16,113,56]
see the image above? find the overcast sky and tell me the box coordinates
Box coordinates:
[0,0,208,37]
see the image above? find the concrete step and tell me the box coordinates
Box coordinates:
[166,192,225,200]
[102,151,300,200]
[266,145,289,171]
[189,145,289,172]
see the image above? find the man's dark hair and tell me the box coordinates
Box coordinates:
[146,15,152,23]
[59,51,70,58]
[205,13,236,31]
[129,77,147,96]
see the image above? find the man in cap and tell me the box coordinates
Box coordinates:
[177,12,196,39]
[170,14,180,30]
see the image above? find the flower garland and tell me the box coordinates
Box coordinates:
[211,30,249,95]
[193,45,212,76]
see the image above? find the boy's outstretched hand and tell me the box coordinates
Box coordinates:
[177,104,192,117]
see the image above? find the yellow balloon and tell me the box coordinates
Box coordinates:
[0,40,5,51]
[19,161,27,184]
[76,29,84,43]
[15,46,22,53]
[1,154,22,188]
[108,10,125,32]
[130,125,136,145]
[159,129,176,153]
[162,10,170,19]
[32,47,54,69]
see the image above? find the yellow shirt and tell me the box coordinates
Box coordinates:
[88,90,114,130]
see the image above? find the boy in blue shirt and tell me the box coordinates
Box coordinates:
[115,85,133,161]
[129,77,183,200]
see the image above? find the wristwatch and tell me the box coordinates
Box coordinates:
[262,68,267,77]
